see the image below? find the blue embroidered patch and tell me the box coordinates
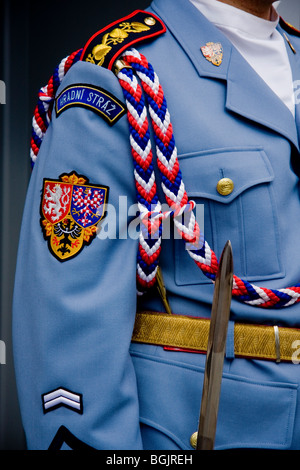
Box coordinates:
[55,84,126,125]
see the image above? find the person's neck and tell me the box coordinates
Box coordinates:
[216,0,273,20]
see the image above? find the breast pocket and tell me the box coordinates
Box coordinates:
[175,147,284,285]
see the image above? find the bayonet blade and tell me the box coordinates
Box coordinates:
[196,240,233,450]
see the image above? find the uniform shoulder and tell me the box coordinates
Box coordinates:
[279,17,300,38]
[80,10,166,71]
[30,10,166,167]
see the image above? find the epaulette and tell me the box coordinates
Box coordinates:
[279,17,300,37]
[80,10,166,71]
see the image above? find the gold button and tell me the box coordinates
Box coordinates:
[144,16,156,26]
[216,178,234,196]
[190,431,198,449]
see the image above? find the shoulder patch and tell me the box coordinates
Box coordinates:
[80,10,166,70]
[55,83,126,125]
[40,171,109,262]
[279,17,300,37]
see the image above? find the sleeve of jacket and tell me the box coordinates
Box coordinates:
[12,59,143,450]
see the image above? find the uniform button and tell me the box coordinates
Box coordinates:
[190,431,198,449]
[144,16,156,26]
[216,177,234,196]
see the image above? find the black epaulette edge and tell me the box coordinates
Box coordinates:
[279,17,300,37]
[80,10,166,70]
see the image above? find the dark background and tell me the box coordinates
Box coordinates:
[0,0,299,450]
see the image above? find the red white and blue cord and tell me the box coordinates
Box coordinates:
[30,49,83,167]
[30,47,300,308]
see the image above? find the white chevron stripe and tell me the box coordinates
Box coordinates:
[137,264,157,282]
[140,233,161,255]
[130,135,152,161]
[275,289,300,307]
[118,70,139,92]
[149,105,171,133]
[134,169,156,193]
[44,396,81,411]
[42,388,82,413]
[138,71,160,94]
[156,146,177,174]
[43,388,80,403]
[127,101,148,127]
[161,180,186,205]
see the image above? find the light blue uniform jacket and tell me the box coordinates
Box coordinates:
[13,0,300,449]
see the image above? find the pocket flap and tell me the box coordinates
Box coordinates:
[179,148,274,203]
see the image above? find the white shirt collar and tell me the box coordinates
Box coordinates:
[189,0,295,116]
[189,0,279,39]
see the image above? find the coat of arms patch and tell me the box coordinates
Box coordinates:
[40,171,109,261]
[200,42,223,66]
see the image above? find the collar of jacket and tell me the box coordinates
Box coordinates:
[150,0,299,150]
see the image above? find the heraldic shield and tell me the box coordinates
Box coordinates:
[200,42,223,66]
[40,171,109,261]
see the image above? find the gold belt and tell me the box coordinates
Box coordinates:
[132,311,300,363]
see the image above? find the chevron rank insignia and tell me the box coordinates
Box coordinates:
[42,387,83,414]
[80,10,166,70]
[40,171,109,261]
